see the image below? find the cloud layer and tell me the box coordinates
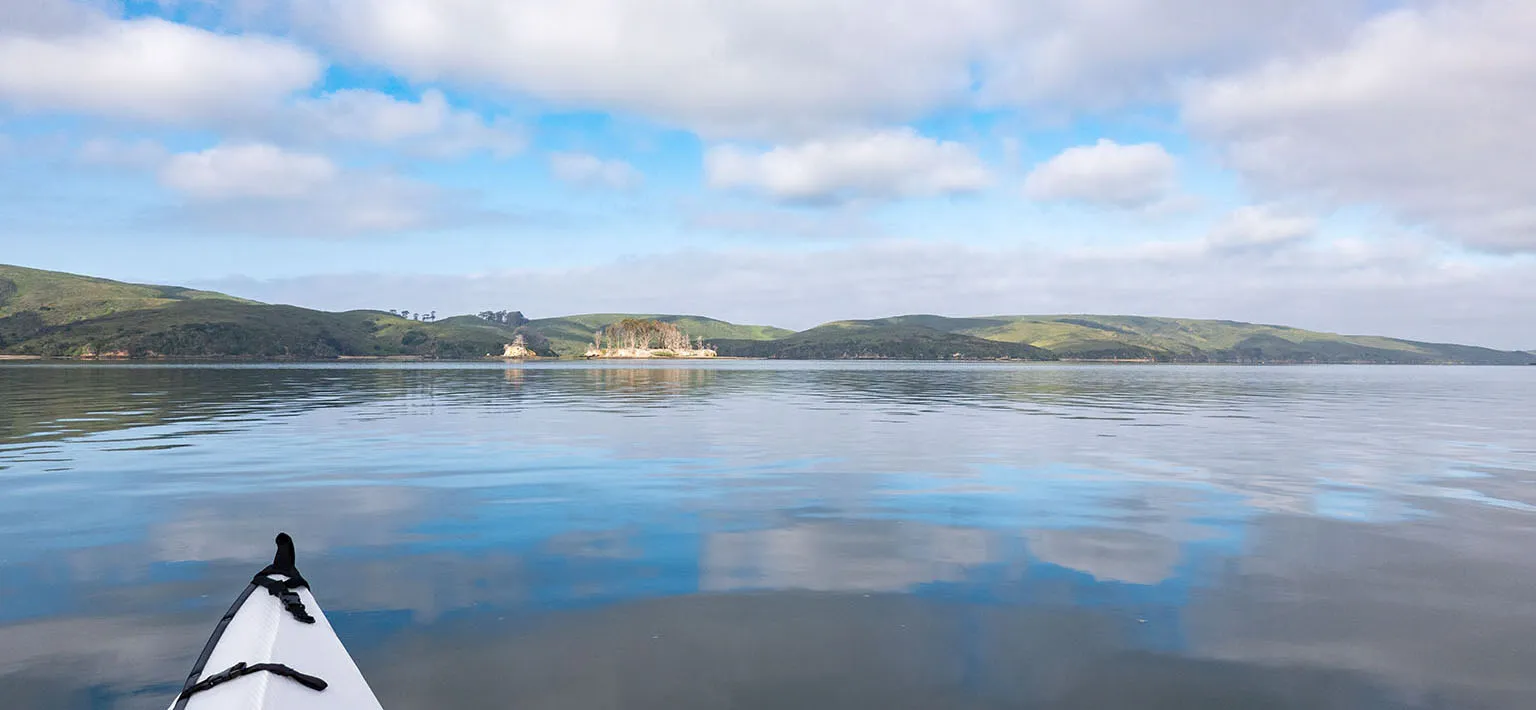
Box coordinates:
[706,129,991,204]
[1186,0,1536,252]
[549,152,642,189]
[160,143,338,200]
[138,142,492,235]
[0,4,320,123]
[1023,139,1178,210]
[287,89,525,157]
[273,0,1370,138]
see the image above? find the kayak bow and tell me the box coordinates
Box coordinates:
[169,533,384,710]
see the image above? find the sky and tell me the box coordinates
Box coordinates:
[1,0,1534,348]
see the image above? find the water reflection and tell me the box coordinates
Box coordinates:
[0,363,1533,709]
[701,520,998,593]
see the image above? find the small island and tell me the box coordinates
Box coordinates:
[500,334,539,359]
[582,318,717,359]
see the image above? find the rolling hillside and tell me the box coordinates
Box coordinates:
[0,265,786,359]
[1,299,539,358]
[805,315,1532,364]
[711,320,1055,360]
[2,265,1529,363]
[0,264,250,326]
[0,265,541,358]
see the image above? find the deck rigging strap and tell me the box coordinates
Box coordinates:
[253,574,316,624]
[176,661,329,700]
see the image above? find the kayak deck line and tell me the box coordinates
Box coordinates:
[169,533,384,710]
[179,661,329,700]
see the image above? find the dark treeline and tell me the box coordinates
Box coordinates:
[477,311,528,326]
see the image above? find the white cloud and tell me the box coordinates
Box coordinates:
[159,143,338,200]
[158,173,493,236]
[0,0,98,34]
[287,89,525,158]
[270,0,1371,138]
[0,5,321,123]
[1185,0,1536,252]
[1205,205,1317,254]
[1023,139,1177,209]
[684,206,882,241]
[76,137,171,170]
[548,152,642,189]
[287,0,993,139]
[980,0,1367,109]
[146,142,495,235]
[706,128,991,204]
[0,4,521,160]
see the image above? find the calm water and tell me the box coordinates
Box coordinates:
[2,362,1535,709]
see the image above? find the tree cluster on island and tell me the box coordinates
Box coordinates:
[587,318,716,358]
[476,310,528,326]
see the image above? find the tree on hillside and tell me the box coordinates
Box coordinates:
[476,310,528,326]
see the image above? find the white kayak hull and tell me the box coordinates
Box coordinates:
[169,534,384,710]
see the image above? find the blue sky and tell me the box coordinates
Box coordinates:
[1,0,1534,347]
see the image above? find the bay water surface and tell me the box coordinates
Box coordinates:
[2,362,1534,709]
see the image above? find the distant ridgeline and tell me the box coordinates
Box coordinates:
[705,315,1535,364]
[583,318,717,359]
[1,264,1531,364]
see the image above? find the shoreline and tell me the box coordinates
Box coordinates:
[0,354,1525,366]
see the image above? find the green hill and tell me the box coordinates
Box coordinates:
[841,315,1529,364]
[711,320,1055,360]
[0,265,785,359]
[1,299,542,359]
[2,265,1528,363]
[0,264,250,326]
[524,313,792,356]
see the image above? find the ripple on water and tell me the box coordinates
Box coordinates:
[0,362,1534,709]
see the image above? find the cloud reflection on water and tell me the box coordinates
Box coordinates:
[0,363,1533,708]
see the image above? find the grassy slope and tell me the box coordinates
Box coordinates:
[3,300,538,358]
[0,264,558,358]
[0,266,779,359]
[873,314,1528,364]
[0,264,249,325]
[712,320,1055,360]
[525,313,793,356]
